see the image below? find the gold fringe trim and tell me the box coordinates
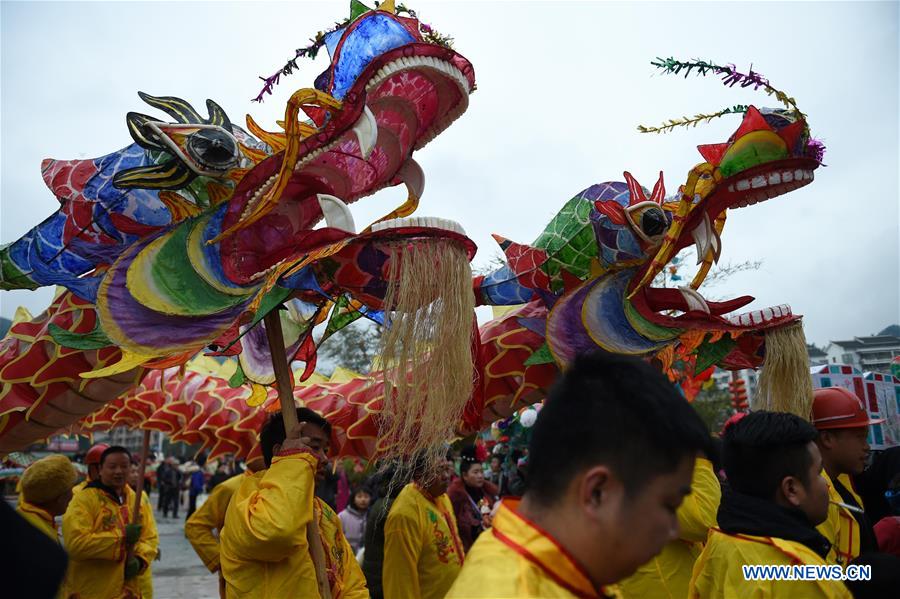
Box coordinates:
[377,239,474,481]
[755,322,814,418]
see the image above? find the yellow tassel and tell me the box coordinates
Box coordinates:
[755,322,815,418]
[377,239,474,476]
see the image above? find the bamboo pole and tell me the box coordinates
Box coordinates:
[132,429,151,519]
[263,310,332,599]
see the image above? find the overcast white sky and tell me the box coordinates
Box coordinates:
[1,1,898,347]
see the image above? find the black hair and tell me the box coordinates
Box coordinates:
[350,486,373,510]
[260,408,332,467]
[459,445,481,476]
[526,351,713,506]
[408,447,453,482]
[722,410,819,500]
[99,445,132,466]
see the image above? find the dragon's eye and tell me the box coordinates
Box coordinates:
[640,207,667,237]
[625,201,669,245]
[187,128,238,170]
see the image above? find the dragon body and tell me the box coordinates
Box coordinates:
[0,2,823,456]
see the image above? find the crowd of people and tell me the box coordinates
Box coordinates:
[3,351,900,598]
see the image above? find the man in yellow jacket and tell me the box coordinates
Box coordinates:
[448,352,715,598]
[220,408,367,599]
[185,459,262,598]
[17,454,79,599]
[811,386,882,565]
[62,446,158,599]
[383,452,464,599]
[689,411,852,598]
[128,460,160,599]
[619,455,721,599]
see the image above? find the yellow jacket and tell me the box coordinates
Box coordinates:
[817,472,863,566]
[62,482,157,599]
[220,452,368,599]
[689,528,852,599]
[185,473,246,572]
[315,495,368,599]
[447,499,621,598]
[135,490,159,599]
[383,483,465,599]
[620,457,721,599]
[18,501,66,599]
[17,500,59,541]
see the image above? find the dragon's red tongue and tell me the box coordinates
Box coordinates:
[641,287,754,315]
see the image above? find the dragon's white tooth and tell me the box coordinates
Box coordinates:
[768,173,782,185]
[678,286,711,314]
[751,175,766,189]
[782,170,794,182]
[736,180,751,191]
[794,169,804,180]
[772,306,783,318]
[317,194,356,233]
[728,184,735,193]
[692,218,712,265]
[351,106,378,160]
[762,308,774,321]
[783,305,792,315]
[397,157,425,201]
[739,313,752,326]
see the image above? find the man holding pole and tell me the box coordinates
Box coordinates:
[219,408,367,598]
[62,445,158,599]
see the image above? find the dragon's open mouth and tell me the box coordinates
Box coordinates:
[219,44,475,284]
[632,156,819,334]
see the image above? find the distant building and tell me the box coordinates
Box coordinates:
[807,344,828,367]
[824,335,900,374]
[102,428,164,456]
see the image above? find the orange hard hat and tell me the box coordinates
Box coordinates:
[810,387,885,430]
[85,443,110,465]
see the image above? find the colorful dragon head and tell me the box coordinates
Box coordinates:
[626,105,821,368]
[477,61,824,378]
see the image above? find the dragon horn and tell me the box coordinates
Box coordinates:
[650,171,665,204]
[623,171,647,205]
[138,92,204,124]
[206,99,232,128]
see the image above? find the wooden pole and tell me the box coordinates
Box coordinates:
[132,429,151,521]
[263,311,332,599]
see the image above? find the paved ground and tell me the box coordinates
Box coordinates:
[150,495,220,599]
